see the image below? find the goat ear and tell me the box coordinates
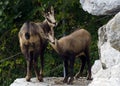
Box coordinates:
[42,11,47,18]
[50,6,54,15]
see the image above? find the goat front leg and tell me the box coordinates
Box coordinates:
[63,58,69,83]
[68,56,75,84]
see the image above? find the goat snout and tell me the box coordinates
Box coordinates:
[52,22,57,27]
[51,40,55,44]
[48,33,55,43]
[54,22,58,27]
[49,38,55,44]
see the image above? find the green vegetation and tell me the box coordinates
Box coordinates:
[0,0,113,85]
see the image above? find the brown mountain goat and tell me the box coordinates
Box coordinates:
[48,29,92,84]
[18,6,57,82]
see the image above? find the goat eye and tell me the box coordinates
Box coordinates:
[48,12,50,14]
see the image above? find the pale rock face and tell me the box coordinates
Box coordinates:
[100,42,120,68]
[106,13,120,51]
[89,78,120,86]
[91,60,102,78]
[89,12,120,86]
[89,63,120,86]
[98,12,120,68]
[80,0,120,15]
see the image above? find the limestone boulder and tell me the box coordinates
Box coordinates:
[89,12,120,86]
[80,0,120,15]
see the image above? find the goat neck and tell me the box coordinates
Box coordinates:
[42,20,54,37]
[49,38,61,54]
[40,20,51,31]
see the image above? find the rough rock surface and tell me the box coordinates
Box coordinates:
[98,12,120,68]
[10,77,91,86]
[80,0,120,15]
[89,12,120,86]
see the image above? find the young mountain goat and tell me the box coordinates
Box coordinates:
[48,29,92,84]
[18,6,57,82]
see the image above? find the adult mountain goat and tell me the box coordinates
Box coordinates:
[48,29,92,84]
[18,6,57,82]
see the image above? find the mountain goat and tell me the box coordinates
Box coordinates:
[48,29,92,84]
[18,6,57,82]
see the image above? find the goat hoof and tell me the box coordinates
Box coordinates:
[75,73,80,79]
[25,76,31,82]
[38,76,43,82]
[87,78,93,80]
[38,78,43,82]
[87,76,93,80]
[67,77,74,85]
[63,77,68,83]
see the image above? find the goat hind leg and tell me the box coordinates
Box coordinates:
[67,57,75,84]
[39,53,44,81]
[25,59,32,81]
[63,58,69,83]
[86,57,92,80]
[85,50,92,80]
[75,56,86,79]
[23,47,32,81]
[33,56,42,81]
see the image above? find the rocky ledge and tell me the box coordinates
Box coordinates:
[10,77,91,86]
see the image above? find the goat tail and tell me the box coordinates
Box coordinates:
[25,32,30,40]
[25,21,30,40]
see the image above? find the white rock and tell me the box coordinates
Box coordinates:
[106,12,120,51]
[98,12,120,68]
[89,78,120,86]
[80,0,120,15]
[91,60,102,78]
[89,63,120,86]
[100,42,120,68]
[89,12,120,86]
[92,63,120,79]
